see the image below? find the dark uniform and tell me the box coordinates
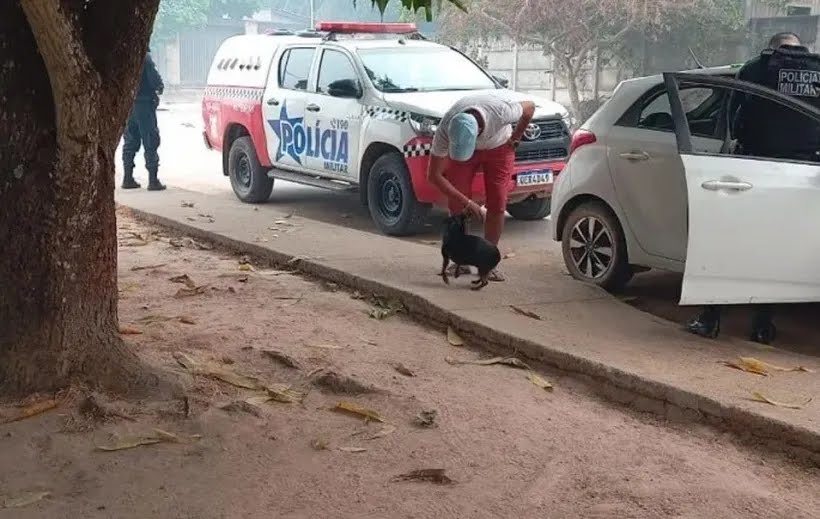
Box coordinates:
[688,44,820,344]
[122,51,165,191]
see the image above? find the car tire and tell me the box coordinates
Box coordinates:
[561,202,632,292]
[507,195,551,220]
[367,152,429,236]
[228,136,273,203]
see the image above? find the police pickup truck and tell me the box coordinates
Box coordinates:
[203,22,572,235]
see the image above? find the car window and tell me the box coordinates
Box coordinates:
[637,87,722,137]
[693,84,820,163]
[317,50,358,94]
[278,48,315,91]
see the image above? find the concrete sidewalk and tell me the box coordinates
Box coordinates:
[118,187,820,461]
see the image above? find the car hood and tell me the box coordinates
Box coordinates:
[380,89,569,120]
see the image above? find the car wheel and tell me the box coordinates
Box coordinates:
[561,202,632,292]
[367,152,429,236]
[507,195,551,220]
[228,136,273,203]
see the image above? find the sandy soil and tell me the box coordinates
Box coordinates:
[1,213,819,519]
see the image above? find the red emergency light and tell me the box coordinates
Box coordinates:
[315,22,418,34]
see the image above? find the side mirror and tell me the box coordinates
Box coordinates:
[327,79,363,99]
[493,75,509,88]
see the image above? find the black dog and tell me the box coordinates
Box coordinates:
[440,213,501,291]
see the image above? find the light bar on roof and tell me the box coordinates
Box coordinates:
[315,22,417,34]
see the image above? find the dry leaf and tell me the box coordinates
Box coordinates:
[447,327,464,347]
[245,394,274,406]
[95,429,199,452]
[445,356,530,370]
[266,384,306,403]
[178,316,196,325]
[173,352,264,390]
[220,400,263,417]
[721,358,769,377]
[393,469,453,485]
[118,325,143,335]
[262,350,302,369]
[136,315,174,325]
[749,392,812,410]
[364,425,396,440]
[334,401,384,422]
[174,285,208,298]
[740,357,815,374]
[5,399,58,424]
[414,409,437,428]
[528,372,554,392]
[338,446,367,453]
[181,201,195,208]
[2,491,51,509]
[393,363,416,377]
[238,264,254,272]
[309,343,342,350]
[169,274,196,289]
[369,307,396,320]
[130,263,167,272]
[310,438,328,450]
[510,305,542,320]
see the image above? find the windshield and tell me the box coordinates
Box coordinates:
[357,47,497,93]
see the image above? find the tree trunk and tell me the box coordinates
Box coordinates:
[560,56,584,120]
[0,0,166,396]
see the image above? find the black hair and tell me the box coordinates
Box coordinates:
[769,32,801,48]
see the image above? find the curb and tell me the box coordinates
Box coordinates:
[124,205,820,465]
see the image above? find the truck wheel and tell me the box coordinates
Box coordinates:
[561,202,632,292]
[228,136,273,203]
[507,195,551,220]
[367,152,429,236]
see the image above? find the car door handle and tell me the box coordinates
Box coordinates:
[619,151,650,161]
[701,180,753,192]
[266,98,280,106]
[306,104,321,112]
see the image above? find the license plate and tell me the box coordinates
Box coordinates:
[516,170,553,187]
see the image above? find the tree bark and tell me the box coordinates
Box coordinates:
[0,0,166,396]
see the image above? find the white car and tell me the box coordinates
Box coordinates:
[551,67,820,306]
[203,22,572,236]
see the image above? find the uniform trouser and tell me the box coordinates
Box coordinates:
[123,99,160,179]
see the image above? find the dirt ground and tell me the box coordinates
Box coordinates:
[1,213,819,519]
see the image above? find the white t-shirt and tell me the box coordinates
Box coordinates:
[431,94,525,157]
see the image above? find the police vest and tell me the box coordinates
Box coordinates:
[744,46,820,159]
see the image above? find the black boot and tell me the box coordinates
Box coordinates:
[750,305,776,345]
[121,168,141,189]
[147,169,166,191]
[686,305,721,339]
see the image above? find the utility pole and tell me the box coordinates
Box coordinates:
[309,0,315,29]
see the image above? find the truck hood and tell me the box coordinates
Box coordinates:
[380,88,569,120]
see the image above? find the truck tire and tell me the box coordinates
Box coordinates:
[228,136,273,203]
[367,152,429,236]
[507,195,551,220]
[561,201,632,292]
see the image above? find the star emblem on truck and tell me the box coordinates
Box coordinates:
[267,103,304,164]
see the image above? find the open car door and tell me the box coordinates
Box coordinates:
[664,73,820,305]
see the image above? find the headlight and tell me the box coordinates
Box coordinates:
[561,111,576,131]
[409,113,440,137]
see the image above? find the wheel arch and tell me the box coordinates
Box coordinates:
[359,141,403,206]
[222,123,251,176]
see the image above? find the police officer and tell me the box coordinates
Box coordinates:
[122,50,166,191]
[687,32,820,344]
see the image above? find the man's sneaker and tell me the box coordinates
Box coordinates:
[487,269,506,282]
[121,178,141,189]
[147,181,167,191]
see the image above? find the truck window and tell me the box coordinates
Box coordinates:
[317,50,358,95]
[279,48,315,91]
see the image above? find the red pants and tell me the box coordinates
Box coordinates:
[444,144,514,214]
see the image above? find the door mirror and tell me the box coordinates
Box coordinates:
[493,75,510,88]
[327,79,362,98]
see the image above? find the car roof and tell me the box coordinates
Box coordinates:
[618,64,741,91]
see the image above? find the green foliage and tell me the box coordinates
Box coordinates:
[153,0,267,39]
[355,0,466,21]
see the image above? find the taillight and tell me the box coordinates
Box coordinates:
[569,129,597,155]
